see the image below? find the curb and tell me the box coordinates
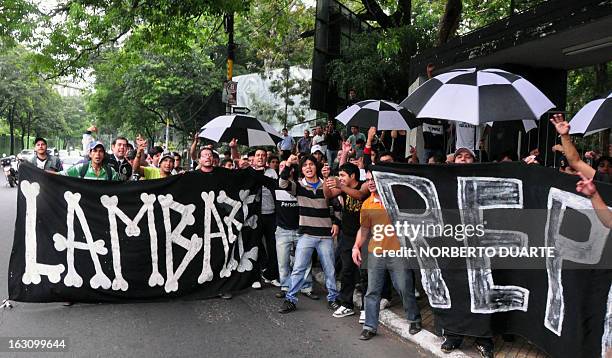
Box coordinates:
[313,269,471,358]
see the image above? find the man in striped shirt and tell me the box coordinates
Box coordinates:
[278,154,341,313]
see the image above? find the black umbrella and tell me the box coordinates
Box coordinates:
[336,100,420,129]
[400,68,555,125]
[569,92,612,136]
[198,115,282,147]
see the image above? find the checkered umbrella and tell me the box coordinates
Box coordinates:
[336,100,420,130]
[569,92,612,136]
[198,115,282,146]
[400,68,555,125]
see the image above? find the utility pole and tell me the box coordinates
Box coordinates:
[225,13,235,115]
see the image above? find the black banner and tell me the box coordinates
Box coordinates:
[373,162,612,358]
[9,163,262,303]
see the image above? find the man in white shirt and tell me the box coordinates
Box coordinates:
[29,137,62,172]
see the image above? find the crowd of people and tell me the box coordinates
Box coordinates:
[22,114,611,358]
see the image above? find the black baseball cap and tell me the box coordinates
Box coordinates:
[33,137,47,145]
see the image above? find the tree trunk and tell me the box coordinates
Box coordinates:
[595,63,609,154]
[437,0,463,46]
[8,103,15,155]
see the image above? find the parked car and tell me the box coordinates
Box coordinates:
[61,156,84,171]
[58,150,69,159]
[17,149,34,163]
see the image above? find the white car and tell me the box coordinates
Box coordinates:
[17,149,34,162]
[59,150,69,159]
[61,156,85,171]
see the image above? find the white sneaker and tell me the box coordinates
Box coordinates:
[359,310,366,324]
[332,305,355,318]
[251,281,262,289]
[379,298,390,310]
[270,279,281,287]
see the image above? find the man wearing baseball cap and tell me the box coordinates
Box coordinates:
[311,144,325,163]
[452,147,476,164]
[132,140,174,180]
[61,141,120,181]
[29,137,62,172]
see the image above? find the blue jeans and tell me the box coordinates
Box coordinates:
[327,149,338,168]
[285,234,338,304]
[364,255,421,332]
[275,227,313,293]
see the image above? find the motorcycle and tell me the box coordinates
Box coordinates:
[1,155,18,188]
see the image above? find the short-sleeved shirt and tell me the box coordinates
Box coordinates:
[143,166,163,180]
[348,133,366,148]
[62,163,120,181]
[278,135,294,151]
[360,193,400,253]
[341,182,365,239]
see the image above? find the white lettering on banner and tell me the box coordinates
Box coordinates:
[544,188,610,336]
[53,191,112,289]
[236,190,259,273]
[457,177,530,314]
[216,190,246,273]
[201,191,230,279]
[101,193,160,291]
[373,172,452,309]
[20,181,260,294]
[20,180,65,285]
[158,194,203,293]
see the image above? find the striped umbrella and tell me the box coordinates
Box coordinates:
[569,92,612,136]
[198,115,282,147]
[336,100,420,130]
[400,68,555,125]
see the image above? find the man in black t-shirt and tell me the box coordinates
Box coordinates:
[325,120,342,168]
[323,162,370,318]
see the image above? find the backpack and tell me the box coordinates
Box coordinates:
[79,161,113,181]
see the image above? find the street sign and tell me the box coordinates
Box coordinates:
[232,106,250,115]
[222,80,237,105]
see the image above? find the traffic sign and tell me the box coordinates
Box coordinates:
[232,106,251,114]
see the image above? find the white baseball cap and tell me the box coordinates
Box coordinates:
[311,145,324,154]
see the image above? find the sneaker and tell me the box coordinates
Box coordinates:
[301,291,320,300]
[219,292,232,300]
[415,289,421,299]
[332,306,355,318]
[359,310,365,324]
[379,298,390,310]
[409,322,422,335]
[275,291,286,299]
[62,302,74,307]
[327,300,341,311]
[251,281,262,290]
[278,300,296,314]
[270,279,281,287]
[440,337,462,353]
[359,329,376,340]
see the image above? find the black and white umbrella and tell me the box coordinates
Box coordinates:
[400,68,555,125]
[569,92,612,136]
[198,115,282,147]
[335,100,420,130]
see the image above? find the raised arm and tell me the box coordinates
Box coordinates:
[229,138,240,161]
[189,132,199,161]
[550,114,595,179]
[576,172,612,228]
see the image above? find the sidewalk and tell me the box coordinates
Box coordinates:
[312,268,548,358]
